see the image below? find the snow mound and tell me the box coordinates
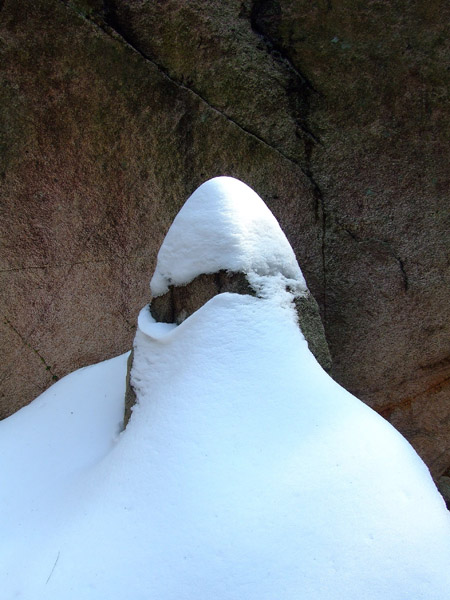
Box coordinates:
[2,298,450,599]
[0,353,127,567]
[150,176,307,297]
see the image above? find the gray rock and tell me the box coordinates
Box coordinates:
[125,267,331,426]
[294,293,332,374]
[150,270,330,372]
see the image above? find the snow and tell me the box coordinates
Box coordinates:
[150,176,307,298]
[0,353,128,597]
[1,176,450,599]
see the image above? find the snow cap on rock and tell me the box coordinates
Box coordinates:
[150,176,307,297]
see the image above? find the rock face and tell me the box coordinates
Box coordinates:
[0,1,449,482]
[151,272,256,325]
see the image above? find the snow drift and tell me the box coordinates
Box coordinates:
[0,176,449,600]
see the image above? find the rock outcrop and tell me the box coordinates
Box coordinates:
[1,0,449,483]
[150,271,331,380]
[151,272,255,326]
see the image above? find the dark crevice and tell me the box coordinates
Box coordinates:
[4,317,59,381]
[301,128,327,327]
[343,228,358,242]
[250,0,319,94]
[250,0,322,149]
[305,168,327,325]
[61,0,308,171]
[102,0,127,41]
[296,124,322,146]
[249,0,327,326]
[302,159,327,333]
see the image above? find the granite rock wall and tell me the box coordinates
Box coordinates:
[1,0,449,480]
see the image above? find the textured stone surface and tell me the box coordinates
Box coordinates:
[151,272,255,325]
[1,0,449,480]
[294,292,331,374]
[150,270,331,370]
[125,269,331,425]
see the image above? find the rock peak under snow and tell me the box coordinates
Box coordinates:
[150,176,307,297]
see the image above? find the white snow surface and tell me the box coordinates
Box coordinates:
[150,176,307,297]
[1,296,450,599]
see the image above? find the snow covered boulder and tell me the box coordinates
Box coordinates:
[1,176,450,599]
[126,176,331,423]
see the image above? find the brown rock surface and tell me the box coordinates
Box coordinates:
[151,272,255,326]
[1,0,449,480]
[0,0,319,414]
[149,270,331,371]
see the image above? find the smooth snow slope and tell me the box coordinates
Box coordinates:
[0,353,128,595]
[0,176,449,599]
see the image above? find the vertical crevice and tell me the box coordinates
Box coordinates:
[250,0,322,148]
[302,135,327,329]
[102,0,126,40]
[249,0,327,329]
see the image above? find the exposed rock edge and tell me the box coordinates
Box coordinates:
[124,270,331,426]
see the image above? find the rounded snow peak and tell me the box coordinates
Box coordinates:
[150,176,306,297]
